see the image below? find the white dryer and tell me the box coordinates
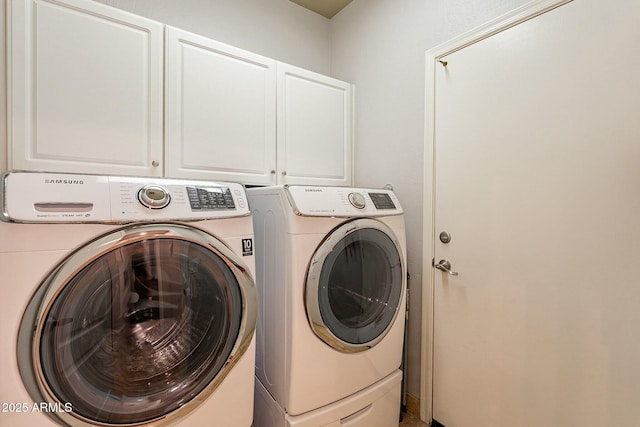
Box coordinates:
[0,171,257,427]
[248,185,406,427]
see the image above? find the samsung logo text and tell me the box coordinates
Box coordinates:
[44,179,85,185]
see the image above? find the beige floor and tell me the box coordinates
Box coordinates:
[399,411,429,427]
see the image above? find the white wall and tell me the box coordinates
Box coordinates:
[92,0,332,75]
[330,0,531,402]
[1,0,6,172]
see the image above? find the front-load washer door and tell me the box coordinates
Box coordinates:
[18,223,257,426]
[305,218,405,353]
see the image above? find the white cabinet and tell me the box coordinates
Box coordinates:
[7,1,353,186]
[165,28,353,186]
[8,0,164,176]
[165,27,277,185]
[277,63,353,187]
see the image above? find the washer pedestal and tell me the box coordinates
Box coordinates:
[254,370,402,427]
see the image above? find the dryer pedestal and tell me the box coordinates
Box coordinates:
[254,370,402,427]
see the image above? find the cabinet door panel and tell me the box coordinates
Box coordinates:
[277,63,353,186]
[9,0,164,176]
[165,27,277,185]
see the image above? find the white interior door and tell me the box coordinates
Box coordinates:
[432,0,640,425]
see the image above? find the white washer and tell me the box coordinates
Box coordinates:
[0,171,257,427]
[248,185,406,427]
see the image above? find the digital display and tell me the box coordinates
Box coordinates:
[186,186,235,210]
[369,193,396,210]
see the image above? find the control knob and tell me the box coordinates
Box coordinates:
[138,185,171,209]
[348,192,366,209]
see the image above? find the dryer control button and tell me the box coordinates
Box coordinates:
[138,185,171,209]
[348,192,366,209]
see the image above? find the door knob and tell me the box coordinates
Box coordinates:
[434,259,459,276]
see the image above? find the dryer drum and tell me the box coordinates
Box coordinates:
[18,223,255,426]
[305,218,405,353]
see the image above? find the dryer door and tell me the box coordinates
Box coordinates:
[18,223,256,426]
[305,218,405,353]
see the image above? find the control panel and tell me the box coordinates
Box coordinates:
[285,185,403,217]
[186,186,235,211]
[1,172,250,223]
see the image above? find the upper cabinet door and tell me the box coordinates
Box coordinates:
[165,26,277,185]
[276,63,353,187]
[9,0,164,176]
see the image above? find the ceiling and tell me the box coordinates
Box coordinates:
[288,0,353,19]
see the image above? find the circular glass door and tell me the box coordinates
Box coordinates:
[305,218,405,353]
[19,223,256,426]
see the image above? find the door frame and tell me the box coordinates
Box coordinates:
[419,0,572,421]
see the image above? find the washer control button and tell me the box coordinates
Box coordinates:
[138,185,171,209]
[348,192,366,209]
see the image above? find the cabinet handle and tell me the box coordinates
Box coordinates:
[281,171,287,176]
[270,169,276,174]
[152,160,159,167]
